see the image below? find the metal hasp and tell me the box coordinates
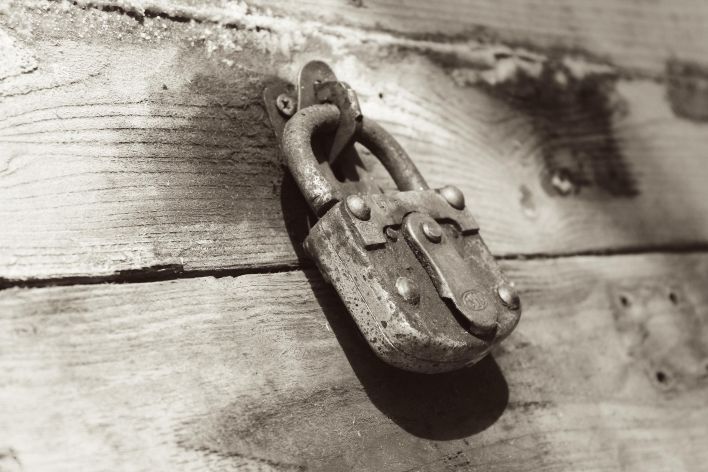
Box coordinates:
[264,60,521,373]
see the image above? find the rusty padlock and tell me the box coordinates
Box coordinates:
[265,61,521,373]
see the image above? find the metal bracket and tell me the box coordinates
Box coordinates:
[264,61,380,201]
[262,79,294,145]
[298,61,363,164]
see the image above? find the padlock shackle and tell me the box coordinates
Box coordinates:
[283,103,429,216]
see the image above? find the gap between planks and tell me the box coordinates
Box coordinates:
[0,262,304,291]
[4,244,708,291]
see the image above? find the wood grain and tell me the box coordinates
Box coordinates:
[256,0,708,76]
[68,0,708,75]
[1,253,707,471]
[2,2,708,282]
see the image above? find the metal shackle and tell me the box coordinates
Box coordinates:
[282,103,429,216]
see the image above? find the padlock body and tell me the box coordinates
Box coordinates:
[304,190,520,373]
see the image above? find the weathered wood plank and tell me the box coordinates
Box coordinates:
[1,253,707,471]
[2,2,708,281]
[71,0,708,76]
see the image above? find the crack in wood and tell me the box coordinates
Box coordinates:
[495,243,708,261]
[3,244,708,291]
[56,0,656,81]
[0,262,304,291]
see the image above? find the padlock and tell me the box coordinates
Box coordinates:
[265,62,521,373]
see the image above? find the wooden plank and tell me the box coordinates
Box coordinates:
[70,0,708,76]
[3,3,708,281]
[1,253,707,471]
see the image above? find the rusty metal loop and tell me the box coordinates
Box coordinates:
[283,103,429,216]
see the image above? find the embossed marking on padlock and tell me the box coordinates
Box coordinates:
[265,60,521,373]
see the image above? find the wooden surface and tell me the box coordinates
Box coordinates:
[1,1,708,471]
[2,2,708,282]
[2,254,708,471]
[71,0,708,76]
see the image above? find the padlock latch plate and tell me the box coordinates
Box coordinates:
[402,212,498,337]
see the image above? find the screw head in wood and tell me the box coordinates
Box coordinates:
[550,169,575,196]
[422,220,442,243]
[438,185,465,210]
[346,195,371,220]
[276,93,296,117]
[396,277,420,304]
[497,283,520,310]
